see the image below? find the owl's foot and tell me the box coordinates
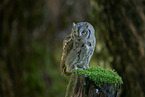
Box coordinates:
[73,65,89,71]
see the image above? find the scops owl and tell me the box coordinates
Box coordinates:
[60,22,96,76]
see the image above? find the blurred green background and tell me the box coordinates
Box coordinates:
[0,0,145,97]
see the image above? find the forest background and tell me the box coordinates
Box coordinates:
[0,0,145,97]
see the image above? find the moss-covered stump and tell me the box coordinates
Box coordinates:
[65,67,123,97]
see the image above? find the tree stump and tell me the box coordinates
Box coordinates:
[65,67,123,97]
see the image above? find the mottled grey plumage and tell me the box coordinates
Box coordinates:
[60,22,96,76]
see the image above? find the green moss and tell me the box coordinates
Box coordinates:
[73,67,123,86]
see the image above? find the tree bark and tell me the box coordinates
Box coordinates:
[65,73,121,97]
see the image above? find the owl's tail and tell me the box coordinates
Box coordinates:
[60,57,71,76]
[61,65,71,76]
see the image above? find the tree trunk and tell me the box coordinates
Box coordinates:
[65,67,122,97]
[0,0,48,97]
[66,74,120,97]
[90,0,145,97]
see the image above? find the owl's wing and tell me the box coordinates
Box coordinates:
[60,34,73,76]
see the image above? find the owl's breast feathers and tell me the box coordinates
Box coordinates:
[61,32,96,76]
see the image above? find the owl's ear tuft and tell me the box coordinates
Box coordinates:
[85,23,88,28]
[73,22,76,28]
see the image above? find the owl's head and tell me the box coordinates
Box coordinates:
[71,22,95,41]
